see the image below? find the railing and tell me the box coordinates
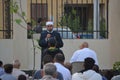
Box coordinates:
[0,0,108,39]
[29,0,108,39]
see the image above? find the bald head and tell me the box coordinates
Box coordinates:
[80,42,89,49]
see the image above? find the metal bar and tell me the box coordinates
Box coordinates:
[36,0,38,21]
[106,0,109,38]
[61,0,63,37]
[56,0,58,27]
[50,0,53,21]
[2,0,5,38]
[11,0,13,39]
[46,0,48,20]
[30,0,32,27]
[93,0,100,39]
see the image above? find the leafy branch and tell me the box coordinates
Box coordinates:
[10,0,41,73]
[10,0,27,28]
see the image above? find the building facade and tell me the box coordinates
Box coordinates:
[0,0,120,70]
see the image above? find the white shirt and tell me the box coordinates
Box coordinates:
[70,48,98,65]
[54,62,72,80]
[12,68,27,79]
[111,75,120,80]
[72,70,102,80]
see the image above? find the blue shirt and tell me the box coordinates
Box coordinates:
[0,73,17,80]
[33,69,63,80]
[0,67,4,76]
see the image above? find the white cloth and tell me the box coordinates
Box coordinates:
[54,62,72,80]
[12,68,27,79]
[46,21,53,26]
[111,75,120,80]
[70,48,98,65]
[72,70,102,80]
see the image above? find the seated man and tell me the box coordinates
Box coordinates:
[33,55,63,80]
[0,64,16,80]
[18,75,27,80]
[111,75,120,80]
[0,60,5,76]
[54,53,72,80]
[70,42,98,65]
[72,57,102,80]
[41,63,58,80]
[12,59,28,79]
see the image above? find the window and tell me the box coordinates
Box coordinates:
[64,3,108,39]
[29,0,108,39]
[0,0,13,39]
[31,3,48,22]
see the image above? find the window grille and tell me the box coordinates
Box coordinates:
[30,0,109,39]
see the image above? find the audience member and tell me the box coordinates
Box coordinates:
[40,63,58,80]
[12,59,28,79]
[43,37,64,61]
[72,57,102,80]
[70,42,98,65]
[64,62,72,74]
[111,75,120,80]
[93,64,107,80]
[54,53,72,80]
[33,55,63,80]
[0,64,16,80]
[18,74,27,80]
[0,60,4,76]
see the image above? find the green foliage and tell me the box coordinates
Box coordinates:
[87,18,107,38]
[59,9,81,33]
[113,61,120,71]
[10,1,26,26]
[100,18,106,38]
[10,1,19,13]
[88,19,93,31]
[22,12,26,16]
[15,19,22,25]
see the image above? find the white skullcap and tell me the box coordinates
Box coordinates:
[46,21,53,26]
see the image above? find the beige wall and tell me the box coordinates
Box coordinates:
[109,0,120,66]
[0,0,120,70]
[0,40,14,64]
[0,39,111,69]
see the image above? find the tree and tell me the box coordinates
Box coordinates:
[10,0,40,74]
[59,9,81,33]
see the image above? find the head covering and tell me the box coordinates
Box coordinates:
[46,21,53,26]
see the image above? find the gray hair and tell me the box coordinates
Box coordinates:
[43,63,57,76]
